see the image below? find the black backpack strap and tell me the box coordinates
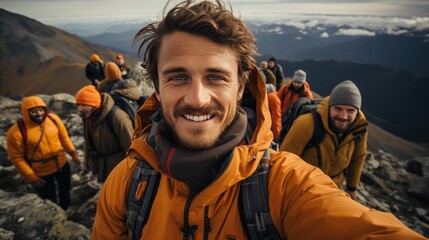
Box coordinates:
[17,118,27,143]
[306,110,326,168]
[306,109,326,149]
[105,105,119,140]
[239,149,282,240]
[17,118,28,161]
[352,127,367,143]
[126,158,160,240]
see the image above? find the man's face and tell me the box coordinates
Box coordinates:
[156,31,243,149]
[28,106,46,123]
[116,57,124,65]
[292,81,303,89]
[77,105,97,118]
[329,105,358,133]
[268,60,275,68]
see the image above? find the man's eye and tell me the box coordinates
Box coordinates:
[170,76,186,81]
[208,75,223,81]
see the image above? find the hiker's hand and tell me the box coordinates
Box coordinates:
[71,152,81,167]
[31,178,45,188]
[72,158,81,167]
[346,189,357,200]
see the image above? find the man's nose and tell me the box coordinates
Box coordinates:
[184,81,210,108]
[338,110,348,119]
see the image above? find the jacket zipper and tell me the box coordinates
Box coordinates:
[182,197,197,240]
[181,152,234,240]
[204,206,211,240]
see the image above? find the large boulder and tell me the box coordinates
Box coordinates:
[0,190,91,240]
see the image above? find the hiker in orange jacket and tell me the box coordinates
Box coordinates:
[277,69,313,113]
[6,96,80,209]
[91,1,425,239]
[266,83,282,142]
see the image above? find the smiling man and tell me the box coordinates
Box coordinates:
[6,96,80,210]
[92,1,425,239]
[157,31,243,150]
[280,80,368,199]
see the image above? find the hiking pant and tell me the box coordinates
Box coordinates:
[34,162,71,210]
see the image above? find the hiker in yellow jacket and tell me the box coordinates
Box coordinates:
[92,1,425,239]
[280,80,368,200]
[6,96,80,209]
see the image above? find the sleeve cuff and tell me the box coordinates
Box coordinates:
[70,151,79,160]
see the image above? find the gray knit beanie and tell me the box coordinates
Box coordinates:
[266,83,276,94]
[328,80,361,109]
[293,69,306,83]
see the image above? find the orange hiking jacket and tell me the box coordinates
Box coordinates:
[277,81,313,113]
[267,92,281,141]
[6,96,76,183]
[92,67,424,240]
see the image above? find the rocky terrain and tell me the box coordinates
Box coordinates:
[0,90,428,239]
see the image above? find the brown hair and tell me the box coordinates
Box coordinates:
[133,0,257,92]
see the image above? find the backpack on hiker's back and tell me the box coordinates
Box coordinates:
[108,94,141,127]
[105,79,146,129]
[279,98,324,147]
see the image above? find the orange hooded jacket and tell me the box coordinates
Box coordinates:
[267,92,281,141]
[277,81,313,113]
[92,67,425,239]
[6,96,76,183]
[97,62,122,92]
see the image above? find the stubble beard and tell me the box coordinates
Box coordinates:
[164,104,237,150]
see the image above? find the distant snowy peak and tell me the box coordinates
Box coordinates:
[245,14,429,37]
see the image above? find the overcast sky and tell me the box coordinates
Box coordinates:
[1,0,429,25]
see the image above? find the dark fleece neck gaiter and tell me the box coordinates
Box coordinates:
[154,107,248,197]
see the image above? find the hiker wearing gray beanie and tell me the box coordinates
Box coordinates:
[277,69,313,113]
[280,79,368,200]
[328,80,361,110]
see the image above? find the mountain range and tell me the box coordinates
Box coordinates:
[62,17,429,78]
[0,8,136,97]
[0,8,428,153]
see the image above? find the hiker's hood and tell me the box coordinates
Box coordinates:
[317,96,367,135]
[105,62,122,81]
[21,96,48,124]
[110,79,142,101]
[130,65,273,197]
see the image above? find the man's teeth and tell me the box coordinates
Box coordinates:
[184,114,211,122]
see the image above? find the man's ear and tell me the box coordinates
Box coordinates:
[155,91,160,101]
[237,86,245,101]
[237,72,249,101]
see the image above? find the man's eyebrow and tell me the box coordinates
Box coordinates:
[160,67,188,75]
[206,67,230,74]
[161,67,231,74]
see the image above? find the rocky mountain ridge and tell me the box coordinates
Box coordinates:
[0,8,137,97]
